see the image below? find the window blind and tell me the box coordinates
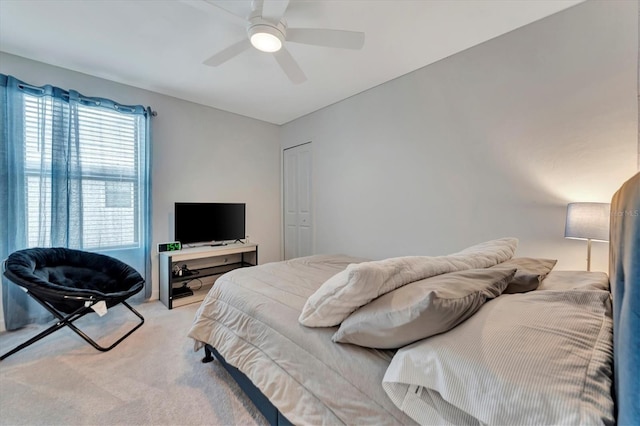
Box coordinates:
[23,94,144,250]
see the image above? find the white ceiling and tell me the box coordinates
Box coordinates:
[0,0,582,125]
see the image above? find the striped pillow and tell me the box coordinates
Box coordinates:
[383,289,614,425]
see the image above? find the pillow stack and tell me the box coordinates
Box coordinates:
[299,237,518,327]
[332,266,517,349]
[299,237,562,351]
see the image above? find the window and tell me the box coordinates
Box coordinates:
[2,73,152,327]
[23,94,146,250]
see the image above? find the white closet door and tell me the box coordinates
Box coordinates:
[284,143,313,260]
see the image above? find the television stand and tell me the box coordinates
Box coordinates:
[159,243,258,309]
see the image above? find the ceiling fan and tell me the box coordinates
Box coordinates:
[182,0,365,84]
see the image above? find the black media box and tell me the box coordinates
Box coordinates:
[173,286,194,299]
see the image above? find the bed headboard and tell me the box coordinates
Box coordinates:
[609,171,640,424]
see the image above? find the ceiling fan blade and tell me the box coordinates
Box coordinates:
[273,47,307,84]
[252,0,264,18]
[261,0,289,23]
[287,28,365,50]
[203,39,252,66]
[179,0,248,26]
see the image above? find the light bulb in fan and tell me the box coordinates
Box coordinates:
[248,23,284,52]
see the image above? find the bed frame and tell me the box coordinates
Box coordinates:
[202,344,292,425]
[202,172,640,425]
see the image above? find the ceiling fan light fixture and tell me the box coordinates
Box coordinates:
[249,24,284,53]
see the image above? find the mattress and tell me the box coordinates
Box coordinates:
[188,254,417,425]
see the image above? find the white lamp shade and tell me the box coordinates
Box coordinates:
[564,202,611,242]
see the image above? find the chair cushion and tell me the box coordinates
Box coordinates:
[4,247,144,313]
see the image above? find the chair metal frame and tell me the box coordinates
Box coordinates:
[1,258,145,361]
[0,289,144,361]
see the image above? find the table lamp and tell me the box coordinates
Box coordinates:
[564,202,611,271]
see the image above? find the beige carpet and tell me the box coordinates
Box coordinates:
[0,301,267,426]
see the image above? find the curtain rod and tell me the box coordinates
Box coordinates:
[17,82,157,117]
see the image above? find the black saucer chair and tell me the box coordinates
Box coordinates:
[1,247,145,361]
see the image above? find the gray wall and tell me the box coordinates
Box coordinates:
[281,0,639,272]
[0,53,282,305]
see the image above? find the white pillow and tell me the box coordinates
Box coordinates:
[537,271,609,291]
[383,290,614,425]
[332,267,517,349]
[299,237,518,327]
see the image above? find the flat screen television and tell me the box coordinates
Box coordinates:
[175,202,246,245]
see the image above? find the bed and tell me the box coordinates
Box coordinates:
[188,172,639,425]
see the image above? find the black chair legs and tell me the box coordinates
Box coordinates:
[69,301,145,353]
[0,292,144,361]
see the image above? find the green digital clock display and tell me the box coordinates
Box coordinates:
[158,241,182,252]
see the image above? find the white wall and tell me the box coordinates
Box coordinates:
[0,53,282,307]
[281,0,638,273]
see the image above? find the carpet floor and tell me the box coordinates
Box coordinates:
[0,300,267,426]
